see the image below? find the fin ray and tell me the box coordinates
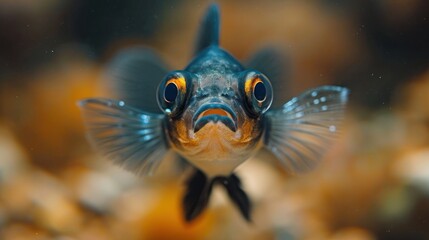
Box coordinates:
[265,86,349,172]
[78,98,169,176]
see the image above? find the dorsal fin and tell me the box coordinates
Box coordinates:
[194,3,220,54]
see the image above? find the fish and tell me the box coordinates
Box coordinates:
[78,3,349,222]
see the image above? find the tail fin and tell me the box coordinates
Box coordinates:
[194,3,220,54]
[183,170,252,222]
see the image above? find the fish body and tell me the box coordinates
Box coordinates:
[165,46,266,176]
[79,4,348,222]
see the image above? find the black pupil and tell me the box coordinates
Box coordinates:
[253,82,266,101]
[164,82,178,102]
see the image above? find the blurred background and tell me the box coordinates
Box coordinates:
[0,0,428,239]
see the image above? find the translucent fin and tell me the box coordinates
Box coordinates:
[265,86,349,173]
[246,48,291,108]
[194,3,220,54]
[78,98,169,176]
[105,47,168,113]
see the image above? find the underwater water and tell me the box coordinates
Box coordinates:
[0,0,428,239]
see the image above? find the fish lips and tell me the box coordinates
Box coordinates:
[193,103,238,133]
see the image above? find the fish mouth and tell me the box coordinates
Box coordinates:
[193,103,237,133]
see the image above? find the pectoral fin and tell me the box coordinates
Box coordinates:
[78,98,169,176]
[265,86,349,172]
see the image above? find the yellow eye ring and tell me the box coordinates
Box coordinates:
[158,71,193,117]
[163,76,187,103]
[244,77,265,104]
[165,76,186,92]
[240,71,273,116]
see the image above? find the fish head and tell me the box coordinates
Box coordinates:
[157,50,273,174]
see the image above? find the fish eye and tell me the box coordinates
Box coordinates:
[240,71,273,116]
[164,82,178,103]
[253,81,266,102]
[157,71,192,117]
